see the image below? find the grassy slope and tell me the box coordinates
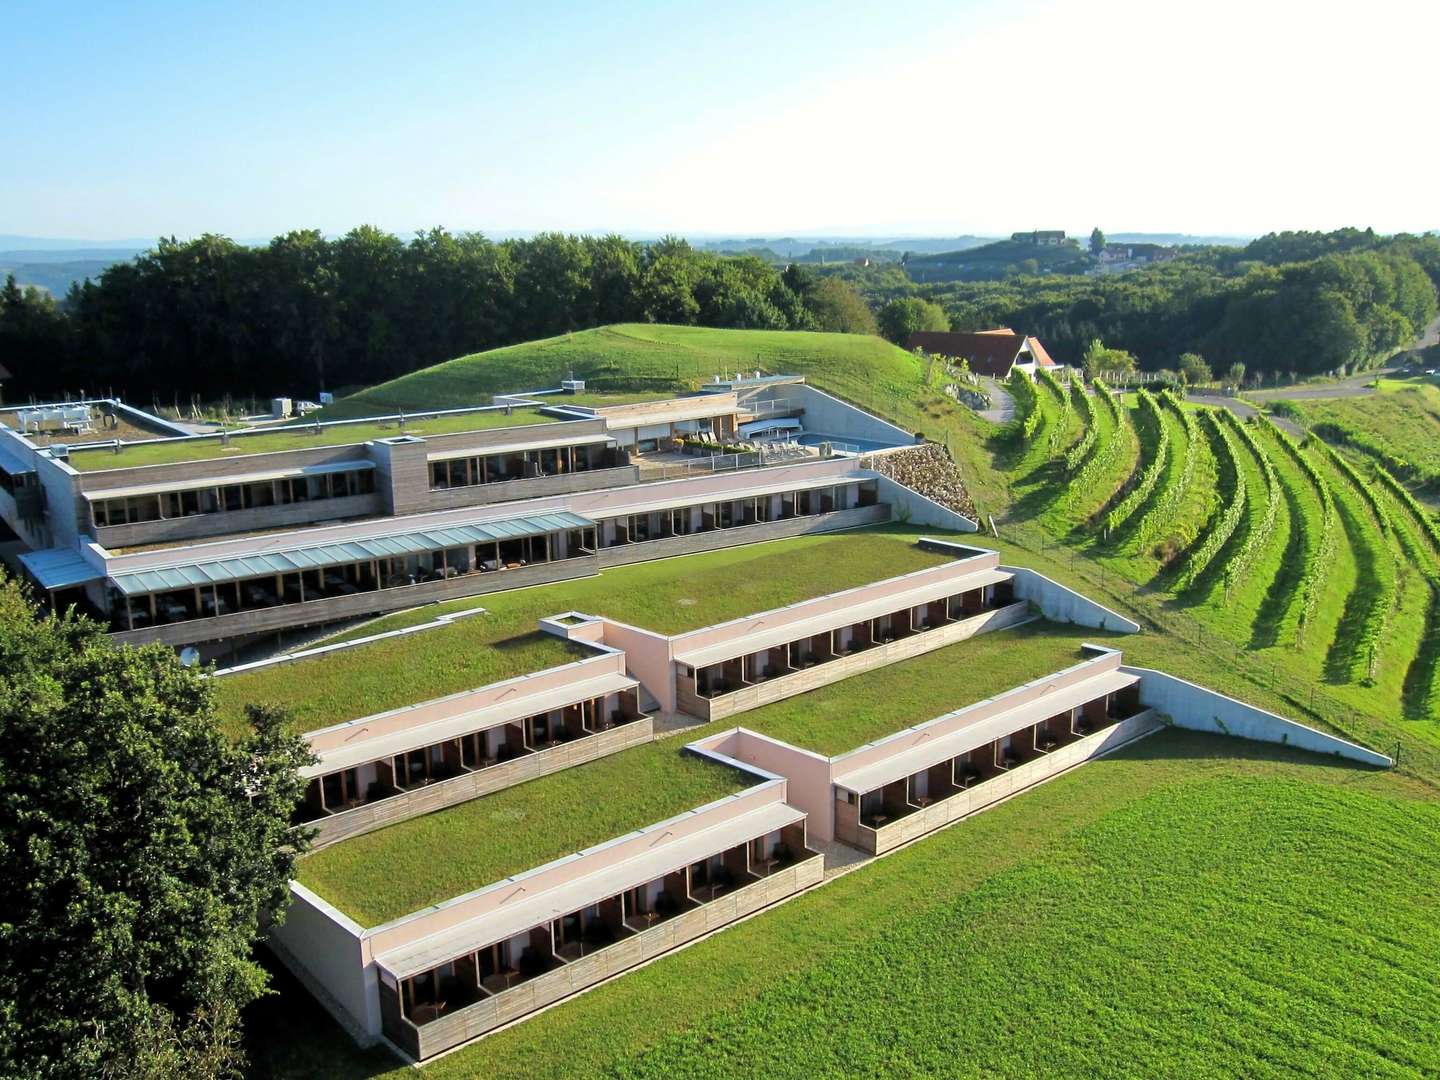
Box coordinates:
[249,733,1439,1080]
[321,325,933,421]
[214,527,948,734]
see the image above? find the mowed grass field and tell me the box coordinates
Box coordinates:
[1281,378,1440,489]
[247,732,1440,1079]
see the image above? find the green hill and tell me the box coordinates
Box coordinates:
[325,323,931,422]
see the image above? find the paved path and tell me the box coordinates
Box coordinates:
[1185,392,1305,438]
[976,378,1015,424]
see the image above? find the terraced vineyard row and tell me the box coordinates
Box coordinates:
[1104,389,1169,538]
[1133,391,1200,549]
[1174,409,1247,592]
[1035,369,1075,456]
[1256,417,1337,646]
[1218,412,1281,597]
[1063,383,1097,473]
[1068,382,1131,508]
[1315,442,1398,686]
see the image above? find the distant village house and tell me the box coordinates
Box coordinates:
[906,330,1059,380]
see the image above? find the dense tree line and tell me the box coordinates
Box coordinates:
[0,231,868,403]
[837,231,1440,379]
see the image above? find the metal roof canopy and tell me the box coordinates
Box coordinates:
[303,670,639,778]
[738,417,802,437]
[83,459,376,501]
[17,548,101,590]
[374,800,804,976]
[832,668,1140,796]
[424,431,615,464]
[108,509,594,597]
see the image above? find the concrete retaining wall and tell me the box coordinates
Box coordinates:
[873,475,977,532]
[1126,665,1394,767]
[1005,566,1140,632]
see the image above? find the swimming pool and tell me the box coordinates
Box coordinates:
[796,432,908,454]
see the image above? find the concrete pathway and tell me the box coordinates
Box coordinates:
[976,378,1015,424]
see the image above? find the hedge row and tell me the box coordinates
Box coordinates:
[1063,383,1097,474]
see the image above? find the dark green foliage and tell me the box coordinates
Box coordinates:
[5,232,821,402]
[876,296,948,343]
[0,580,311,1078]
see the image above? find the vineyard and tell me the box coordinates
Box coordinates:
[993,373,1440,730]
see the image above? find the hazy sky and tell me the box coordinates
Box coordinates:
[4,0,1435,241]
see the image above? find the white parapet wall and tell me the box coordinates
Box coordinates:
[873,476,978,532]
[1005,566,1140,633]
[1124,664,1394,768]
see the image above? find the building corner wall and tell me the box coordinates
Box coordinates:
[1004,566,1139,633]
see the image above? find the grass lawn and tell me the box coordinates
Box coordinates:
[741,620,1116,756]
[247,731,1438,1079]
[66,408,560,472]
[294,745,752,927]
[213,527,955,733]
[211,631,588,738]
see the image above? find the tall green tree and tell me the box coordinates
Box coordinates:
[1082,338,1138,378]
[805,277,879,335]
[0,580,312,1078]
[878,297,948,344]
[1089,227,1106,255]
[1177,352,1212,385]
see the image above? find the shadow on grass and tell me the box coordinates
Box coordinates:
[1113,725,1381,773]
[1402,582,1440,721]
[1250,474,1307,649]
[244,950,401,1079]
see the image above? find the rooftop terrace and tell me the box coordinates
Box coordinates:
[63,407,561,472]
[212,526,953,733]
[293,618,1105,925]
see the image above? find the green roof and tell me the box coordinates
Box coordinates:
[64,408,562,472]
[111,510,593,597]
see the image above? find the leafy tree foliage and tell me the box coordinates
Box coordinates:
[804,277,879,335]
[1,232,825,403]
[1083,339,1138,378]
[877,296,948,344]
[1089,228,1106,255]
[842,231,1440,380]
[0,580,311,1078]
[1178,352,1212,385]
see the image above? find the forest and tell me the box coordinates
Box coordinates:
[831,229,1440,377]
[1,227,1436,405]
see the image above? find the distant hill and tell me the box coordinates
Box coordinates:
[1,251,139,297]
[905,237,1090,282]
[322,323,927,422]
[1108,232,1249,247]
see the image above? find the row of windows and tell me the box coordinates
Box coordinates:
[91,470,376,527]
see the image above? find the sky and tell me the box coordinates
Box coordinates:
[3,0,1436,242]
